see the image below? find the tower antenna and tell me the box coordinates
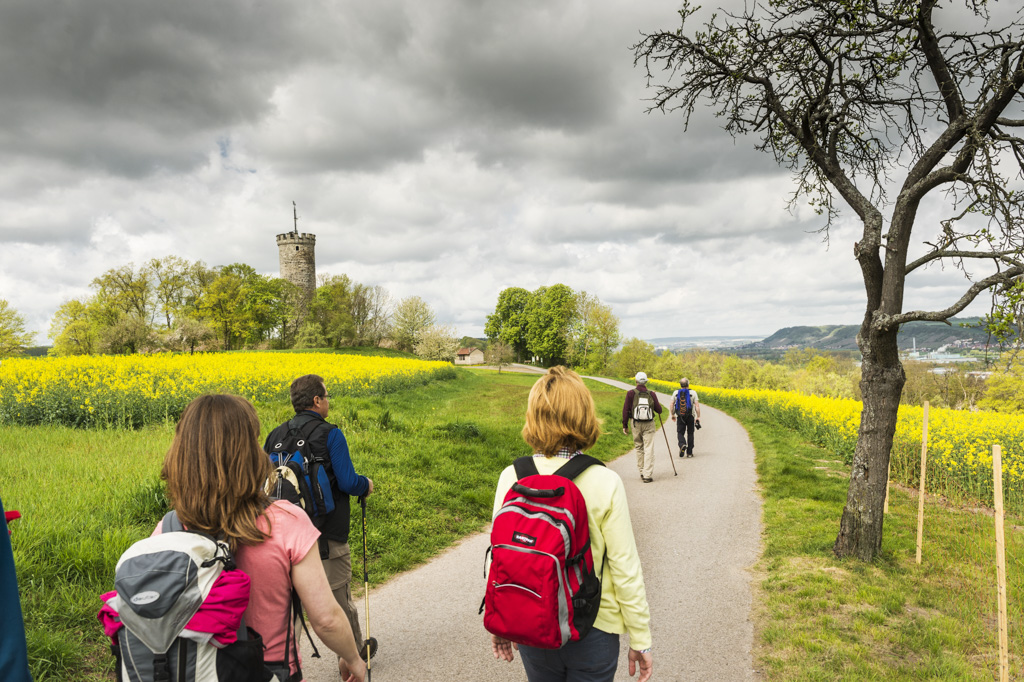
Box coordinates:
[293,201,298,233]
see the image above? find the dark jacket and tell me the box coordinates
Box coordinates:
[264,411,370,545]
[622,385,663,429]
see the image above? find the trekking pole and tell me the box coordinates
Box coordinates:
[360,495,372,681]
[657,413,678,476]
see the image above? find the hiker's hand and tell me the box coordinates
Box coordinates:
[339,655,366,682]
[628,648,653,682]
[695,420,702,429]
[365,478,374,495]
[671,415,676,422]
[622,427,628,435]
[491,634,517,662]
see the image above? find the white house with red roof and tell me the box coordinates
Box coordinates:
[455,347,485,365]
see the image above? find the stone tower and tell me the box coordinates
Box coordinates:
[277,202,316,302]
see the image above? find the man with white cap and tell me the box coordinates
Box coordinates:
[621,371,663,482]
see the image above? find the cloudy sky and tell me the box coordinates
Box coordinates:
[0,0,999,345]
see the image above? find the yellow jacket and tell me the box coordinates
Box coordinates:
[492,455,652,651]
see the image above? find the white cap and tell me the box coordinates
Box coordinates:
[635,371,648,384]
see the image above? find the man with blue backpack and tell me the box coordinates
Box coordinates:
[671,378,701,457]
[265,374,378,664]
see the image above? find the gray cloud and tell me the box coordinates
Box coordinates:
[0,0,1007,344]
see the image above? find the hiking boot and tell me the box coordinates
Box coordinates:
[641,477,653,483]
[678,446,685,457]
[687,451,694,458]
[359,637,378,662]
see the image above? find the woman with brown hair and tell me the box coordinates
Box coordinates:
[489,367,653,682]
[159,393,366,682]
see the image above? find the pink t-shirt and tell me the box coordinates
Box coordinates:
[153,500,320,676]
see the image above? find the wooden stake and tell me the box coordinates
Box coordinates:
[884,456,891,514]
[915,401,929,565]
[993,444,1009,682]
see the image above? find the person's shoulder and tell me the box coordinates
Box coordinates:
[577,459,619,483]
[266,499,313,528]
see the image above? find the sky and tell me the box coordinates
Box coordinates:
[0,0,1001,346]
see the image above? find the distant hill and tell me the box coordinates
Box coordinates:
[648,336,766,351]
[749,317,993,351]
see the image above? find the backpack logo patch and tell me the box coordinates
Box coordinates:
[129,591,160,606]
[512,532,537,547]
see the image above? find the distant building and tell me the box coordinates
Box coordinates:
[455,347,485,365]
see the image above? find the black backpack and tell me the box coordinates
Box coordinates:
[264,417,336,522]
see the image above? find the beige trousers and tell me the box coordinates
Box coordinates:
[632,419,658,478]
[323,539,363,646]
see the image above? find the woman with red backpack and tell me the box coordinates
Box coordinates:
[487,367,653,682]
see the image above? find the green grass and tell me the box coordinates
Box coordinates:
[11,366,1019,680]
[1,367,633,681]
[727,404,1024,681]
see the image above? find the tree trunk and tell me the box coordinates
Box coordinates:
[834,324,905,561]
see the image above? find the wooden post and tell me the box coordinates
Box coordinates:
[915,401,929,565]
[993,444,1009,682]
[884,456,891,514]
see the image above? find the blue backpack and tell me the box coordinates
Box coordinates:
[674,389,693,417]
[264,417,336,521]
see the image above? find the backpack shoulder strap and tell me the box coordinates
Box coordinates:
[552,455,604,481]
[160,510,183,533]
[513,456,540,480]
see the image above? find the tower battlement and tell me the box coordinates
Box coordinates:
[276,232,317,245]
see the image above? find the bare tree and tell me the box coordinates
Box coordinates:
[485,340,515,373]
[635,0,1024,560]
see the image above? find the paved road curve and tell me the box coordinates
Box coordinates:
[301,378,763,681]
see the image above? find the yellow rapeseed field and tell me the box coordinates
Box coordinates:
[650,378,1024,509]
[0,352,454,428]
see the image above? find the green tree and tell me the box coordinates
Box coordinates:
[677,349,724,387]
[92,263,153,322]
[309,275,357,347]
[525,284,576,366]
[979,366,1024,413]
[392,296,436,352]
[350,284,391,346]
[720,357,759,389]
[636,0,1024,560]
[567,292,620,371]
[485,287,532,361]
[414,324,460,362]
[172,317,215,355]
[201,264,251,350]
[145,256,192,329]
[48,299,100,356]
[0,300,35,357]
[613,338,657,380]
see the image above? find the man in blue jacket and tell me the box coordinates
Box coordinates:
[266,374,378,662]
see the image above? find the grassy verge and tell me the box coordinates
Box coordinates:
[728,404,1024,680]
[2,367,632,681]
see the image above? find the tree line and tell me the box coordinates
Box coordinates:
[0,256,455,359]
[483,285,621,372]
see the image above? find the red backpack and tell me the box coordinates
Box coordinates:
[481,455,603,649]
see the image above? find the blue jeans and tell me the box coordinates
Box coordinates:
[519,628,620,682]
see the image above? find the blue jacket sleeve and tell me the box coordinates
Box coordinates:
[326,428,370,497]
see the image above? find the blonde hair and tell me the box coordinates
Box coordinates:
[522,366,601,456]
[162,394,273,550]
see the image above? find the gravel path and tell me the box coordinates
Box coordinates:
[300,378,763,681]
